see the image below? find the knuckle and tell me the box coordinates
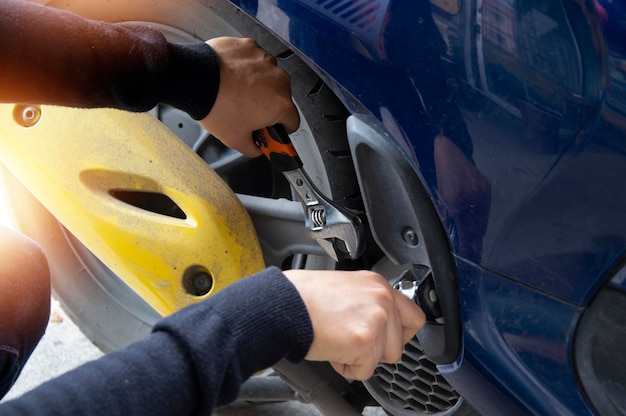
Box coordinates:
[372,285,395,307]
[270,69,291,89]
[241,37,257,46]
[352,324,378,345]
[351,310,388,342]
[362,271,393,291]
[369,305,390,326]
[277,68,291,83]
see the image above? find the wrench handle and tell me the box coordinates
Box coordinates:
[254,124,303,172]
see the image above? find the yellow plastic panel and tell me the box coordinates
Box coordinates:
[0,104,264,316]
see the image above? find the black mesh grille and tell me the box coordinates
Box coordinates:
[366,338,461,414]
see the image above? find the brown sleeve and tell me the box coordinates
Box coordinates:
[0,0,219,119]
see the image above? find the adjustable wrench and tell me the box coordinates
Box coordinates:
[254,124,364,261]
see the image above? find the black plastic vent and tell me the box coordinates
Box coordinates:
[305,0,389,39]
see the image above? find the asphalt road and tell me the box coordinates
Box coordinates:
[0,298,384,415]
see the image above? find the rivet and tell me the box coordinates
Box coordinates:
[13,104,41,128]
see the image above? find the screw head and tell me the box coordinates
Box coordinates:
[402,227,419,246]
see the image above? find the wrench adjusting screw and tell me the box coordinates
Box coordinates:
[309,206,327,230]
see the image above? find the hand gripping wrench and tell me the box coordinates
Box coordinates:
[254,124,364,261]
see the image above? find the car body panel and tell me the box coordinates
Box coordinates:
[229,0,626,414]
[445,260,591,416]
[234,0,626,304]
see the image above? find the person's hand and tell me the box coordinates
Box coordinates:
[199,37,300,157]
[283,269,425,380]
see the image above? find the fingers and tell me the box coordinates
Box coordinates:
[234,132,264,158]
[393,289,426,344]
[331,361,373,381]
[199,37,300,156]
[285,269,426,381]
[278,98,300,134]
[381,299,405,364]
[345,289,424,380]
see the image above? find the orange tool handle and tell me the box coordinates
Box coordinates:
[254,124,303,172]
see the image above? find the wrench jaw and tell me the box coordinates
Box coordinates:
[306,213,365,262]
[255,125,365,261]
[283,169,365,262]
[315,238,341,262]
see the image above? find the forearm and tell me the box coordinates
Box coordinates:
[0,267,313,415]
[0,0,219,119]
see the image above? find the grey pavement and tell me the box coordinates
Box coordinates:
[0,299,104,402]
[1,298,384,415]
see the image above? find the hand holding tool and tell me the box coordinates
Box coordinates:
[254,124,364,261]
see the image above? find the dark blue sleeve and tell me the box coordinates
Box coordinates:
[0,267,314,415]
[0,0,220,120]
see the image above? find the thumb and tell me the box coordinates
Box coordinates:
[330,361,377,381]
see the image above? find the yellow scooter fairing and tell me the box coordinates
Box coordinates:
[0,104,264,316]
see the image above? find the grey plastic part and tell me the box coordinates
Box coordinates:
[346,116,461,365]
[237,194,326,266]
[273,359,366,415]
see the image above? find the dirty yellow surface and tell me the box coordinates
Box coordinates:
[0,104,264,316]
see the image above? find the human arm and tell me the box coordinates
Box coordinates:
[0,267,424,415]
[0,0,218,118]
[0,267,312,415]
[0,0,298,156]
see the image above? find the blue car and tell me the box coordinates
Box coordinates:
[1,0,624,415]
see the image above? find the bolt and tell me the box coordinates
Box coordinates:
[193,272,212,294]
[402,227,419,246]
[428,289,438,303]
[395,279,418,301]
[183,266,213,296]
